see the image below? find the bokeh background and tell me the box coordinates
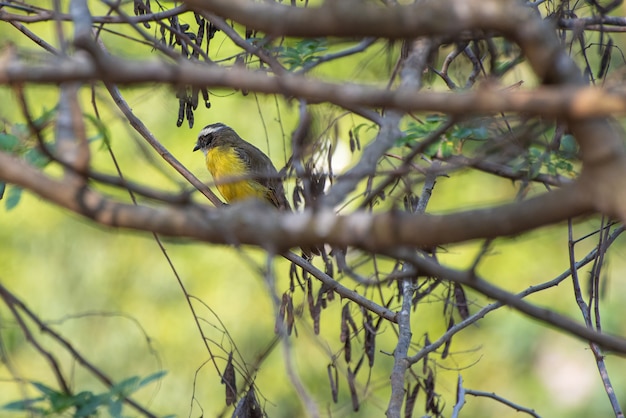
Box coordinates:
[2,2,626,417]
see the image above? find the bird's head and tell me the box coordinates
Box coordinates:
[193,123,234,155]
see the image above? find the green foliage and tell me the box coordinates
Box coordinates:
[276,38,328,70]
[511,136,578,179]
[2,371,167,417]
[0,132,21,152]
[3,186,23,211]
[0,107,112,211]
[398,117,578,178]
[0,108,57,210]
[84,113,112,150]
[398,116,490,158]
[0,128,44,211]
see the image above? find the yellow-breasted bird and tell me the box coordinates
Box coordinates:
[193,123,320,256]
[193,123,290,210]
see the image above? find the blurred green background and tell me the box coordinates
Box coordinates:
[2,3,626,417]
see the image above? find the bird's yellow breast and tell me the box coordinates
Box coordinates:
[206,146,267,203]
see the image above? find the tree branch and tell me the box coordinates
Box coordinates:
[3,52,626,118]
[0,150,595,253]
[395,249,626,354]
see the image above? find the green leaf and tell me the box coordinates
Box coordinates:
[399,119,441,147]
[425,115,445,124]
[2,397,46,411]
[0,133,20,152]
[0,182,5,200]
[528,147,542,160]
[556,159,574,172]
[451,124,490,141]
[32,382,59,397]
[469,125,490,140]
[24,148,49,168]
[49,391,80,413]
[401,120,446,153]
[107,398,123,418]
[84,113,112,149]
[452,127,473,139]
[424,141,440,157]
[5,186,23,210]
[111,376,140,396]
[33,106,57,128]
[395,132,420,147]
[560,134,578,156]
[546,161,557,175]
[139,370,167,389]
[74,393,109,417]
[279,38,328,70]
[440,140,455,158]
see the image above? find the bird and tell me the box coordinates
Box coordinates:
[193,123,321,257]
[193,123,291,210]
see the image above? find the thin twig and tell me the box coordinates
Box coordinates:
[465,389,541,417]
[568,220,624,417]
[297,37,377,74]
[283,251,398,323]
[451,374,465,418]
[264,256,321,418]
[0,282,158,417]
[100,72,223,206]
[0,4,188,24]
[394,249,626,354]
[408,225,625,364]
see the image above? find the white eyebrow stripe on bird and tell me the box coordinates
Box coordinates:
[198,124,226,137]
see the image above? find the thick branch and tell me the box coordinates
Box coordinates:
[0,151,595,252]
[4,53,626,117]
[182,0,518,39]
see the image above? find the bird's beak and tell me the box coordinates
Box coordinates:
[193,144,200,152]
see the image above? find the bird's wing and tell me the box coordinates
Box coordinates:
[233,146,290,210]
